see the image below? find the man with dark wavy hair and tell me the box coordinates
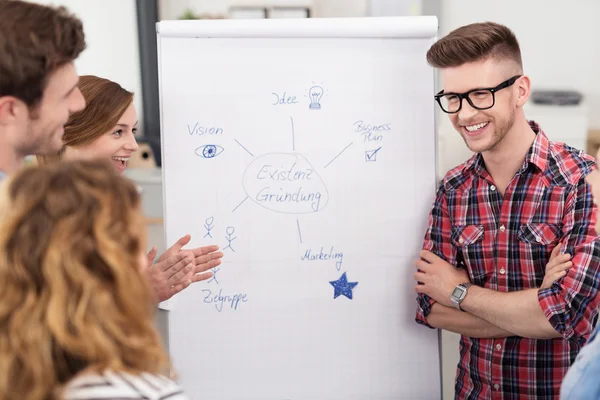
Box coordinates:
[0,0,87,179]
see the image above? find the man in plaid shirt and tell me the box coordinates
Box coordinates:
[414,22,600,399]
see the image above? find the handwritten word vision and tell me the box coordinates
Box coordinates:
[187,123,223,136]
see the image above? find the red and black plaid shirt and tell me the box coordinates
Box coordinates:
[416,122,600,399]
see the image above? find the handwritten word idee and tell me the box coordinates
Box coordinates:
[272,92,298,106]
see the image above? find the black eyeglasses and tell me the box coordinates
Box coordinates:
[434,75,522,114]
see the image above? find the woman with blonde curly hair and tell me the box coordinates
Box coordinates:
[38,75,223,304]
[0,159,188,400]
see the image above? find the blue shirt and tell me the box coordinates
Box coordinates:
[561,323,600,399]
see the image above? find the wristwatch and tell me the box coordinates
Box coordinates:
[450,282,472,311]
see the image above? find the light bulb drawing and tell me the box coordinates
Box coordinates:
[308,85,324,110]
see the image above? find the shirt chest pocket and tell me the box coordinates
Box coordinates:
[517,223,561,283]
[451,225,486,285]
[518,223,561,246]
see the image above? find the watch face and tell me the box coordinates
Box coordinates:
[452,287,464,297]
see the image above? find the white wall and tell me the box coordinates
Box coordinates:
[30,0,144,133]
[159,0,367,19]
[437,0,600,175]
[312,0,366,17]
[440,0,600,130]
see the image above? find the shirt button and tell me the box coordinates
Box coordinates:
[459,238,464,244]
[536,236,542,243]
[494,384,500,390]
[496,344,502,351]
[490,185,496,191]
[499,225,506,232]
[499,268,506,274]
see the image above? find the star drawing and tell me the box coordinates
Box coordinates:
[329,272,358,300]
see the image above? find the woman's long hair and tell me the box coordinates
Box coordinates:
[37,75,134,165]
[0,159,169,400]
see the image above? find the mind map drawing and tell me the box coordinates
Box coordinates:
[188,82,390,311]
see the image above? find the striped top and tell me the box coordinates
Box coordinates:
[63,369,188,400]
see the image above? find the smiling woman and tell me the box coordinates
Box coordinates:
[36,75,224,306]
[37,75,139,173]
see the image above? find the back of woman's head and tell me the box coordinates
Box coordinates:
[37,75,133,164]
[0,159,168,400]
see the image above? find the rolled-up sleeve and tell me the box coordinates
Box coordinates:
[538,174,600,342]
[416,181,458,328]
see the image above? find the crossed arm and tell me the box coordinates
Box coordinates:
[415,177,600,341]
[426,302,513,338]
[419,261,560,339]
[424,246,570,338]
[417,254,559,339]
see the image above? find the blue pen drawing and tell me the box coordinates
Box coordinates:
[195,144,224,159]
[224,226,237,252]
[187,123,223,136]
[201,288,248,312]
[301,246,343,271]
[204,216,214,238]
[290,117,295,151]
[207,267,220,284]
[242,153,329,214]
[272,92,298,106]
[297,219,303,244]
[234,139,254,157]
[365,147,382,162]
[329,272,359,300]
[219,114,362,303]
[324,142,353,169]
[233,117,331,214]
[353,120,390,143]
[308,85,324,110]
[232,196,249,213]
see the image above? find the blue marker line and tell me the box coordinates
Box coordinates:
[291,117,296,151]
[234,139,254,157]
[232,196,249,213]
[297,219,303,243]
[324,142,353,169]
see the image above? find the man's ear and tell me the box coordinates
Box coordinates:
[515,75,531,108]
[0,96,23,126]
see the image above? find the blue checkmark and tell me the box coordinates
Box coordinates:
[365,147,382,162]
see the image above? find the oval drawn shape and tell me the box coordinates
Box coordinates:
[243,152,329,214]
[195,144,224,159]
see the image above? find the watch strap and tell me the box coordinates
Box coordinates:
[457,282,472,311]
